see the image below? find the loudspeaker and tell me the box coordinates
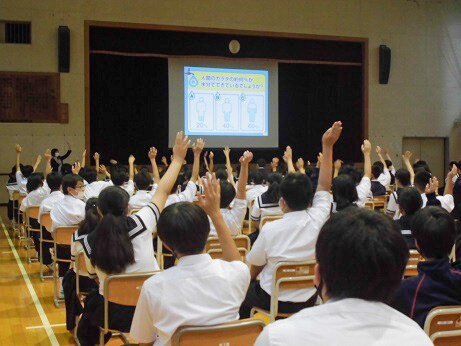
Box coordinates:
[379,45,391,84]
[58,26,70,73]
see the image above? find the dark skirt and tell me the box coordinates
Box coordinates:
[76,288,136,346]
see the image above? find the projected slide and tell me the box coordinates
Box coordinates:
[184,66,268,137]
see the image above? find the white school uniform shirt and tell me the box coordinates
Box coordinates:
[83,202,160,295]
[130,254,250,346]
[71,230,90,277]
[20,182,51,212]
[355,176,371,208]
[83,180,111,201]
[246,184,268,205]
[377,168,391,188]
[209,198,247,237]
[121,180,135,196]
[386,191,401,220]
[165,181,197,207]
[247,191,332,302]
[39,190,65,222]
[421,193,455,212]
[15,171,28,195]
[250,194,282,222]
[254,298,433,346]
[50,195,86,233]
[129,189,155,210]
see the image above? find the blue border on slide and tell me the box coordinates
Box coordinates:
[184,66,269,137]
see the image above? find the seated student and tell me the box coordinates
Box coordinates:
[338,140,372,207]
[15,144,41,195]
[130,173,250,346]
[246,171,268,205]
[256,158,269,183]
[109,155,136,196]
[250,173,283,226]
[414,168,456,212]
[396,187,423,249]
[255,208,432,346]
[63,198,99,332]
[240,121,342,318]
[386,168,411,219]
[76,131,189,346]
[384,147,396,184]
[209,150,251,237]
[51,173,86,297]
[375,145,392,188]
[331,175,358,213]
[370,164,387,196]
[6,165,19,224]
[392,207,461,329]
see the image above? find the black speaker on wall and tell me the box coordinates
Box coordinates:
[58,26,70,73]
[379,45,391,84]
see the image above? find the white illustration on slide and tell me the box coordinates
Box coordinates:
[188,93,214,131]
[196,97,206,123]
[222,99,232,127]
[240,95,265,132]
[247,98,257,128]
[215,95,239,131]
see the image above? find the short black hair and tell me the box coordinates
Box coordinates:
[385,159,393,168]
[26,173,44,193]
[339,164,363,185]
[51,148,59,157]
[46,172,63,191]
[111,167,129,186]
[21,165,34,178]
[62,174,83,195]
[414,170,432,192]
[398,187,423,215]
[134,170,151,191]
[373,161,384,171]
[220,181,236,208]
[395,168,411,187]
[250,171,264,185]
[316,208,408,303]
[413,160,431,173]
[170,174,186,195]
[215,168,228,181]
[81,167,98,184]
[157,202,210,255]
[332,175,358,211]
[257,158,266,168]
[412,207,455,259]
[280,173,313,211]
[371,164,383,179]
[61,163,73,175]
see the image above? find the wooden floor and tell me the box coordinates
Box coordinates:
[0,207,123,346]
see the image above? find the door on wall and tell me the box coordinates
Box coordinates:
[402,137,447,181]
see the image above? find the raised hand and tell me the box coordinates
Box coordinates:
[376,146,383,155]
[82,149,86,157]
[128,155,135,164]
[239,150,254,165]
[93,152,100,161]
[148,147,158,160]
[161,156,168,165]
[15,144,22,153]
[402,150,412,162]
[223,146,231,157]
[296,158,305,170]
[72,161,81,175]
[361,139,372,154]
[99,164,107,174]
[192,138,205,156]
[447,165,458,180]
[283,146,293,163]
[334,159,342,170]
[209,151,214,159]
[44,149,52,161]
[322,121,343,147]
[317,152,323,167]
[197,173,221,217]
[172,131,190,162]
[35,155,42,165]
[425,177,439,194]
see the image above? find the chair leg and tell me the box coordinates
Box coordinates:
[53,259,59,308]
[99,329,105,346]
[39,237,44,281]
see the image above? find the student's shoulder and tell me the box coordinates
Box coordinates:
[213,258,249,274]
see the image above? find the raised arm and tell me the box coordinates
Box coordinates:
[361,140,372,179]
[191,138,205,183]
[148,147,160,184]
[236,151,253,200]
[15,144,22,172]
[151,131,190,212]
[296,158,306,174]
[81,149,86,168]
[44,149,52,176]
[161,155,169,168]
[93,152,100,175]
[33,154,42,172]
[199,173,240,261]
[223,146,236,188]
[128,155,135,181]
[402,151,415,184]
[283,146,296,174]
[209,151,214,172]
[317,121,343,192]
[333,159,342,178]
[99,164,111,179]
[445,165,457,196]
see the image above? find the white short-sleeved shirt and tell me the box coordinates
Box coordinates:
[16,171,28,195]
[378,168,392,188]
[129,189,155,210]
[356,177,371,208]
[165,181,197,207]
[71,230,90,277]
[386,191,401,220]
[39,190,65,222]
[421,193,454,212]
[250,194,282,222]
[20,182,51,212]
[121,180,135,196]
[247,191,332,302]
[246,184,268,205]
[255,298,433,346]
[209,198,247,237]
[84,180,111,201]
[83,202,161,295]
[130,254,250,346]
[50,195,86,232]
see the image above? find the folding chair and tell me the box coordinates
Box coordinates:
[260,215,282,229]
[156,236,174,270]
[75,250,89,302]
[424,306,461,345]
[364,200,375,210]
[25,206,40,263]
[14,192,26,246]
[100,271,160,345]
[205,235,250,261]
[53,225,78,307]
[372,195,387,212]
[172,318,265,346]
[251,260,317,322]
[39,212,54,281]
[404,249,424,277]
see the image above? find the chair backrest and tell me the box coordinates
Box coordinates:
[40,212,53,232]
[172,318,265,346]
[104,271,159,306]
[273,260,317,291]
[26,206,40,220]
[424,306,461,344]
[205,235,250,261]
[18,194,26,208]
[12,190,20,201]
[54,226,78,246]
[404,249,424,277]
[260,215,282,229]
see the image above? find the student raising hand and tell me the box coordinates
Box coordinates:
[322,121,343,147]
